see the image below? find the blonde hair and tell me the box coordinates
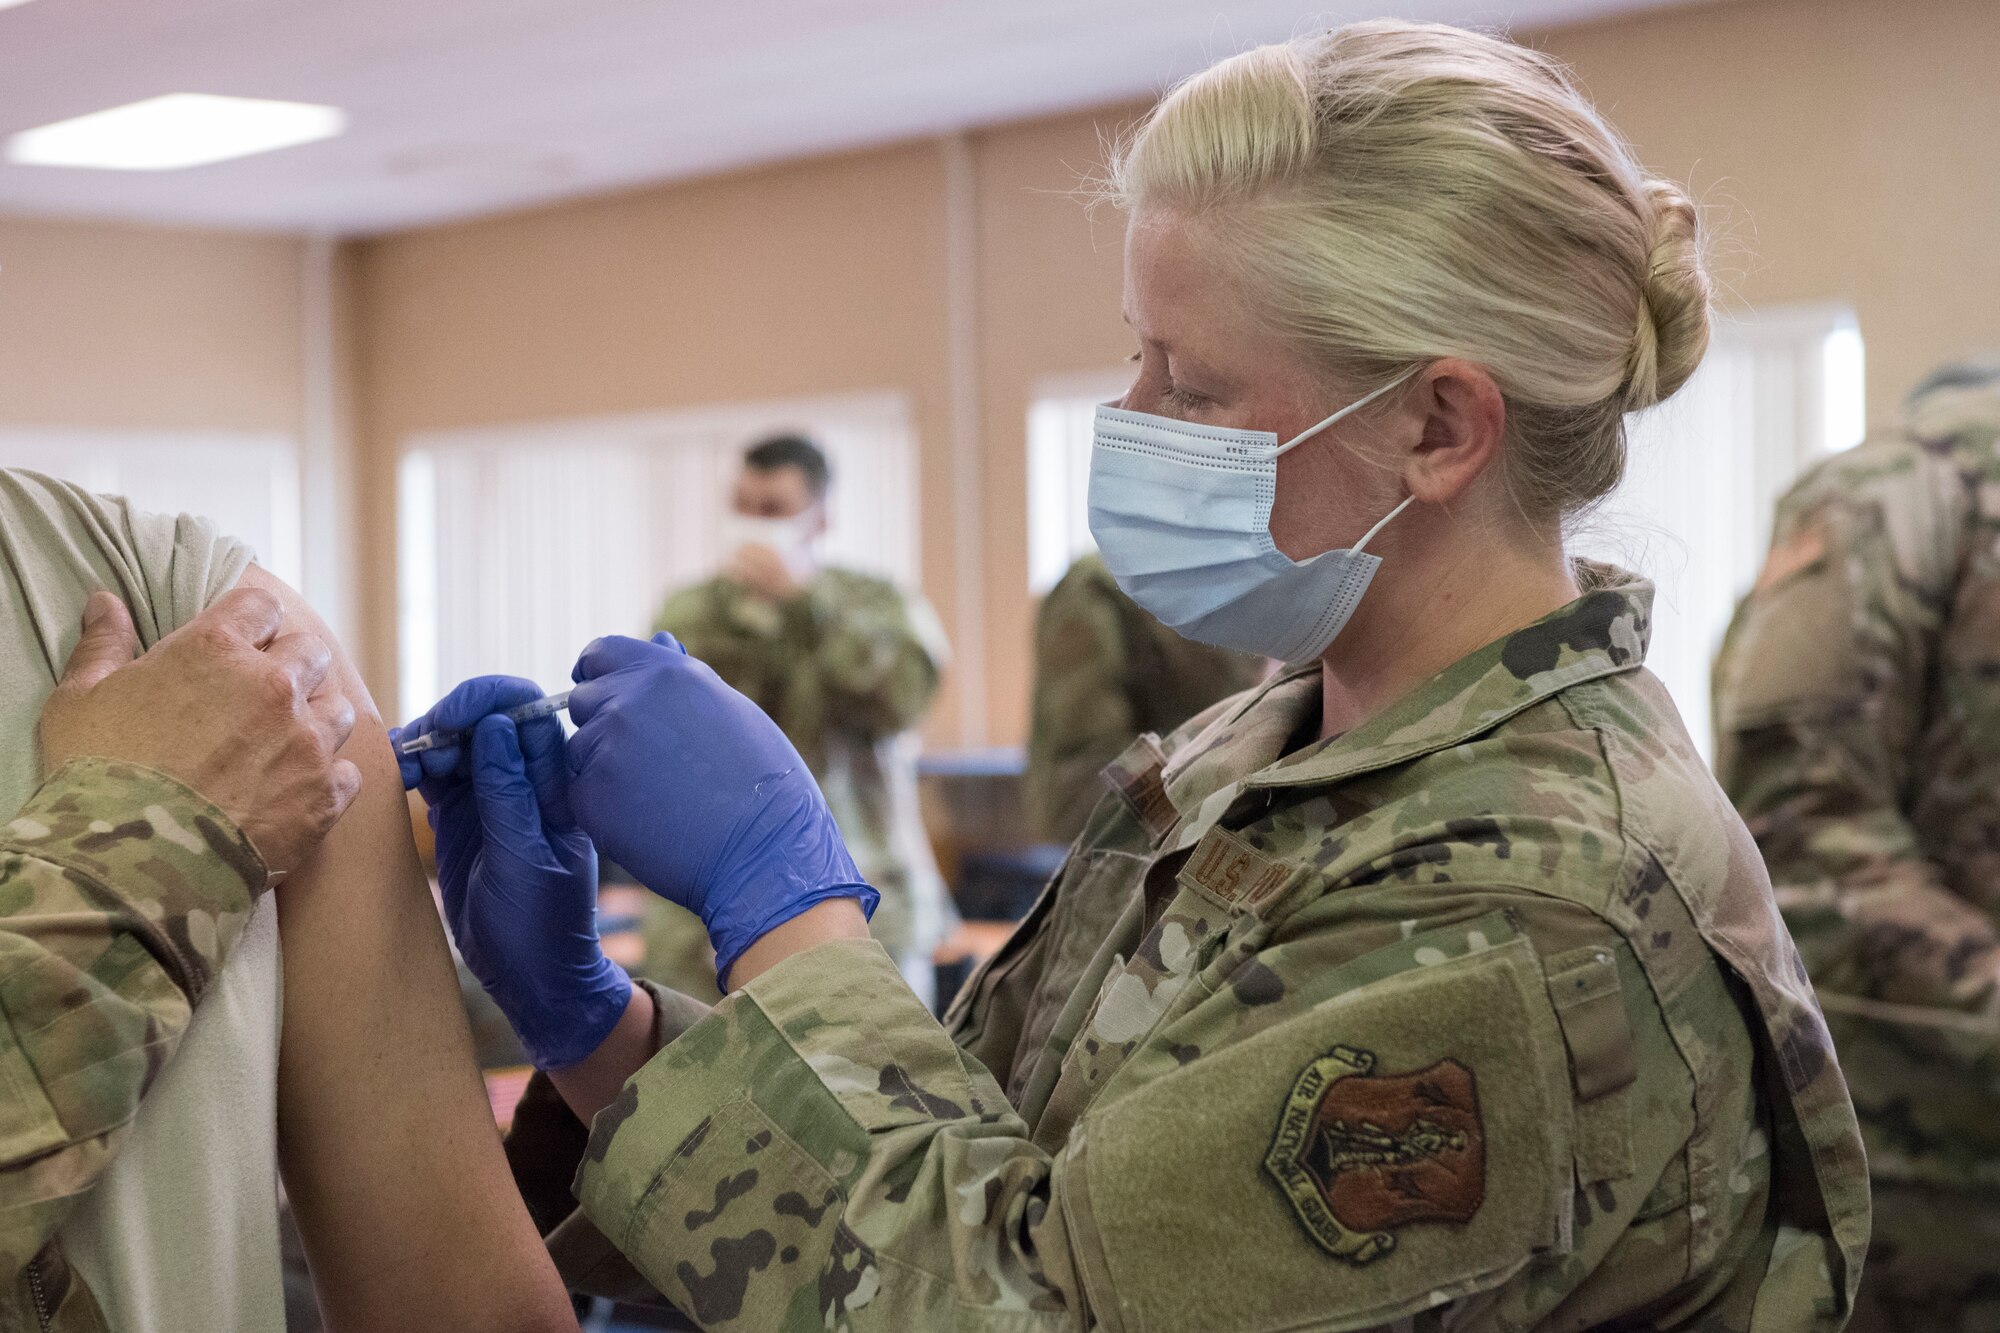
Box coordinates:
[1111,20,1711,524]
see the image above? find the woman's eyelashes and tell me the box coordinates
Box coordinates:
[1126,348,1214,414]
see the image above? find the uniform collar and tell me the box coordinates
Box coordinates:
[1222,562,1653,794]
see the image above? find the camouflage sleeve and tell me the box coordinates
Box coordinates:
[509,980,716,1238]
[0,758,265,1280]
[1024,566,1136,844]
[1713,441,2000,1020]
[575,939,1069,1330]
[571,908,1605,1332]
[657,576,943,742]
[797,578,945,740]
[654,582,743,665]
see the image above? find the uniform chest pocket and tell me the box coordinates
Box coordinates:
[1002,848,1153,1109]
[1070,930,1578,1333]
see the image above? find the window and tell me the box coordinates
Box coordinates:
[1575,303,1864,759]
[398,391,922,716]
[0,430,303,585]
[1026,370,1129,594]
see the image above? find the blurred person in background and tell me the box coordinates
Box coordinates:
[643,433,953,1002]
[1714,360,2000,1333]
[1025,550,1267,844]
[0,471,573,1333]
[407,22,1867,1329]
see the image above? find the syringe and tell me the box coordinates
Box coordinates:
[396,689,574,756]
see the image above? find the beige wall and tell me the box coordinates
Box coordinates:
[0,217,304,431]
[9,0,1996,745]
[1535,0,2000,423]
[968,109,1143,746]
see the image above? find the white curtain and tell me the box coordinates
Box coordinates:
[1575,304,1865,758]
[0,430,303,585]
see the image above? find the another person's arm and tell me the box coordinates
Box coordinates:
[661,575,943,742]
[236,567,576,1333]
[1713,443,2000,1018]
[651,582,731,659]
[804,578,945,738]
[3,590,357,1290]
[1025,564,1137,844]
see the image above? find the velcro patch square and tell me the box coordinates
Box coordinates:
[1101,734,1178,842]
[1078,933,1574,1333]
[1180,825,1290,913]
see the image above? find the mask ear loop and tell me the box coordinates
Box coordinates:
[1350,494,1416,555]
[1272,365,1422,458]
[1267,365,1422,558]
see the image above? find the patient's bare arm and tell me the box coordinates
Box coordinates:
[242,567,576,1333]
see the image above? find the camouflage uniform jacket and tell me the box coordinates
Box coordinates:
[530,566,1866,1332]
[1026,553,1267,845]
[0,759,266,1333]
[654,569,951,965]
[1713,370,2000,1192]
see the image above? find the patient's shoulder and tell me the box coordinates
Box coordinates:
[0,467,253,648]
[0,469,254,808]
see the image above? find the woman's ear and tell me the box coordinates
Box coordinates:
[1405,359,1507,505]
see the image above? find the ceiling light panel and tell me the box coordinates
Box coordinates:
[6,93,346,171]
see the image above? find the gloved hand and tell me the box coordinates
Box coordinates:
[394,675,631,1070]
[567,633,877,988]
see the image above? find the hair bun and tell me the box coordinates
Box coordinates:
[1624,180,1712,410]
[1116,20,1723,521]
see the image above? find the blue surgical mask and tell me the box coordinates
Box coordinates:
[1087,370,1416,663]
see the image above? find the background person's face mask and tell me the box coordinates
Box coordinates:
[720,511,818,579]
[1087,370,1416,663]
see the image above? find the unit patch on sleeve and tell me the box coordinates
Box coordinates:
[1263,1044,1486,1264]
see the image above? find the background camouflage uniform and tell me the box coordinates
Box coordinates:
[643,568,951,1000]
[1714,363,2000,1333]
[1,761,268,1333]
[514,567,1868,1331]
[1025,552,1266,844]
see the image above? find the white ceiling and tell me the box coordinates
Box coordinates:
[0,0,1688,236]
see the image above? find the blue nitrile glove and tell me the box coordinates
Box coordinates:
[566,632,877,989]
[393,675,632,1070]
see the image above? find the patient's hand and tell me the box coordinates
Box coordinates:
[38,587,362,877]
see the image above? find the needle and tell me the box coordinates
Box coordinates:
[396,689,573,756]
